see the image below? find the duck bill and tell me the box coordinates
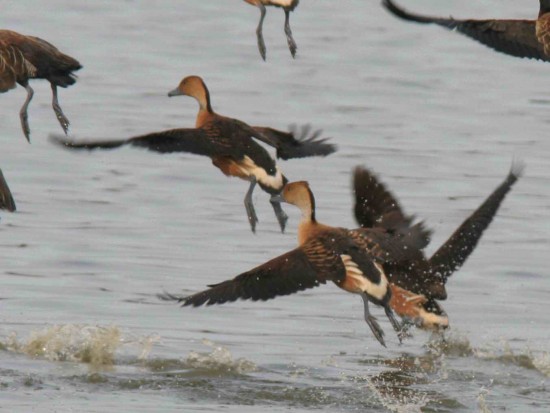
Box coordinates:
[167,88,183,97]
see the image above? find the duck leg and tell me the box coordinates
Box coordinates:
[51,83,70,135]
[384,304,404,343]
[19,81,34,142]
[244,177,259,233]
[284,8,297,58]
[255,4,267,60]
[361,292,386,347]
[270,194,288,233]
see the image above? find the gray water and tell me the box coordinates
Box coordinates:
[1,0,549,411]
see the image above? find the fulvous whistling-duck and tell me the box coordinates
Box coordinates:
[243,0,300,60]
[0,168,16,213]
[51,75,336,233]
[0,30,81,142]
[353,163,523,330]
[383,0,550,62]
[160,181,432,347]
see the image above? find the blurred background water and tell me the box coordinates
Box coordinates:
[0,0,549,411]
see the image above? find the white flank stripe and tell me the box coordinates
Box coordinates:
[240,156,284,190]
[340,255,389,301]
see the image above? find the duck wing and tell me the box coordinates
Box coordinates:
[382,0,548,62]
[159,243,347,307]
[353,166,431,249]
[429,163,524,281]
[50,127,243,159]
[252,124,337,160]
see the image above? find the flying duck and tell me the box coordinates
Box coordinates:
[353,163,523,329]
[382,0,550,62]
[51,75,336,233]
[0,30,81,141]
[160,181,431,347]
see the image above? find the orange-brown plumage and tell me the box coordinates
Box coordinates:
[52,75,336,233]
[0,30,81,141]
[353,164,523,330]
[160,181,430,347]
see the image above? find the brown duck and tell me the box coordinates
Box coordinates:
[0,30,81,141]
[160,181,433,347]
[383,0,550,62]
[243,0,300,60]
[52,75,336,233]
[353,163,523,329]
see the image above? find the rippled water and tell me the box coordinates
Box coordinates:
[1,1,549,411]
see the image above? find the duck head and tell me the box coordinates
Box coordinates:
[168,75,212,112]
[279,181,316,221]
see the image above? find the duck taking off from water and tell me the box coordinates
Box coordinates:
[382,0,550,62]
[353,163,523,330]
[243,0,299,60]
[160,181,431,347]
[0,168,16,214]
[51,75,336,233]
[0,30,81,142]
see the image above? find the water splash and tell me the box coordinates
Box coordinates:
[183,339,257,375]
[2,324,157,370]
[426,332,550,377]
[477,388,493,413]
[532,351,550,377]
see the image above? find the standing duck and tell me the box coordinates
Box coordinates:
[0,30,81,141]
[382,0,550,62]
[0,168,16,213]
[353,164,523,329]
[51,75,336,233]
[243,0,300,60]
[160,181,430,347]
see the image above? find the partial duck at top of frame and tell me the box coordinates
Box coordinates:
[383,0,550,62]
[243,0,300,60]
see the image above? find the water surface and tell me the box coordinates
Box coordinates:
[1,1,549,411]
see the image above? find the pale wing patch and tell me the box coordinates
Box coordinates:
[340,254,388,301]
[240,155,284,190]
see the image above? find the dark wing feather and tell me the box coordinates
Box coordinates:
[206,118,278,175]
[252,124,337,160]
[159,247,332,307]
[382,0,548,62]
[353,166,406,228]
[429,163,524,281]
[0,169,16,212]
[353,166,431,249]
[50,128,242,159]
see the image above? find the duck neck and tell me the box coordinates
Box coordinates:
[195,80,214,128]
[297,188,318,244]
